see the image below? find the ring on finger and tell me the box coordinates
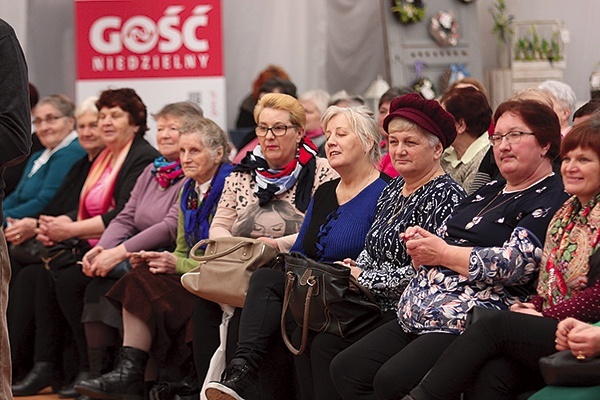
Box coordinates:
[577,351,587,360]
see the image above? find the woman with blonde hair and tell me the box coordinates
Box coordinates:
[206,94,466,400]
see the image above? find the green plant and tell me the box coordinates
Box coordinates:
[391,0,426,25]
[490,0,514,45]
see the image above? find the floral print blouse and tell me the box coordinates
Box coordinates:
[398,174,569,335]
[356,174,465,312]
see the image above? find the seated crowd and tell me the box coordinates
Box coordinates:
[4,74,600,400]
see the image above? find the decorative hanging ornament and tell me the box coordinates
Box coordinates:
[412,61,436,100]
[391,0,426,25]
[439,64,471,94]
[429,10,459,47]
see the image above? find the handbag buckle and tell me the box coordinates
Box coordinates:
[300,269,312,285]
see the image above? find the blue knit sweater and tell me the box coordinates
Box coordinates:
[290,174,389,263]
[3,138,85,221]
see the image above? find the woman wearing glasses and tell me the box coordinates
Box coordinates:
[205,94,466,400]
[192,93,337,397]
[10,88,158,397]
[3,94,85,224]
[404,114,600,400]
[331,98,569,400]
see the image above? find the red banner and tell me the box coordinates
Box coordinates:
[75,0,222,80]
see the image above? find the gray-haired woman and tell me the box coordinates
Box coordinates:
[204,96,466,400]
[75,116,234,400]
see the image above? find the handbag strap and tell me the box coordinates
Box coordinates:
[281,271,314,356]
[349,275,377,304]
[189,239,257,262]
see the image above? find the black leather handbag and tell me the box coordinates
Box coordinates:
[10,238,45,265]
[280,252,382,355]
[539,350,600,387]
[39,238,90,271]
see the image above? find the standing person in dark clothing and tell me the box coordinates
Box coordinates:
[3,83,43,197]
[0,17,32,400]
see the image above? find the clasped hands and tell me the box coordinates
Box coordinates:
[555,317,600,360]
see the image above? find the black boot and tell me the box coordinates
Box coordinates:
[75,346,149,400]
[58,370,89,398]
[204,358,258,400]
[12,361,60,396]
[88,346,117,379]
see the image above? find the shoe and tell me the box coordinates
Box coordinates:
[204,359,257,400]
[12,362,60,396]
[59,371,89,398]
[75,346,148,400]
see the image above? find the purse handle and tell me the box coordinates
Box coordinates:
[189,239,256,262]
[281,271,313,355]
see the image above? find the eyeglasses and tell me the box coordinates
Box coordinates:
[33,115,66,126]
[255,124,297,137]
[489,131,534,146]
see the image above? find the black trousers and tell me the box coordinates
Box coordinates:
[409,311,558,400]
[51,265,92,370]
[330,320,458,400]
[192,268,294,382]
[292,311,396,400]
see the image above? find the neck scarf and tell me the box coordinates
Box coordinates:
[78,137,133,221]
[181,163,234,249]
[152,156,184,189]
[538,192,600,307]
[234,136,317,213]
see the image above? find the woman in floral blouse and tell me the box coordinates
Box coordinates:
[331,98,570,400]
[204,94,466,400]
[400,115,600,400]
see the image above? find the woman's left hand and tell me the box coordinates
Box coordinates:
[86,245,128,278]
[555,318,600,358]
[38,215,74,243]
[402,226,446,267]
[4,217,37,245]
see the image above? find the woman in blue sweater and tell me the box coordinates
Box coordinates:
[205,95,466,400]
[3,94,85,223]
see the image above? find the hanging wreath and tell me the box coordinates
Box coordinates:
[391,0,426,25]
[429,11,459,47]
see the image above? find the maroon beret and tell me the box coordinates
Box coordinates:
[383,93,457,148]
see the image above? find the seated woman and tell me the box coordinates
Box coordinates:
[330,98,570,400]
[11,88,159,397]
[470,88,556,193]
[49,102,203,398]
[439,86,493,193]
[530,318,600,400]
[397,117,600,400]
[191,93,337,398]
[205,94,466,400]
[299,89,330,155]
[3,94,85,224]
[376,86,415,178]
[8,96,104,385]
[75,117,235,400]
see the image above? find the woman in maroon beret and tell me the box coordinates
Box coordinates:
[330,98,569,399]
[204,94,466,400]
